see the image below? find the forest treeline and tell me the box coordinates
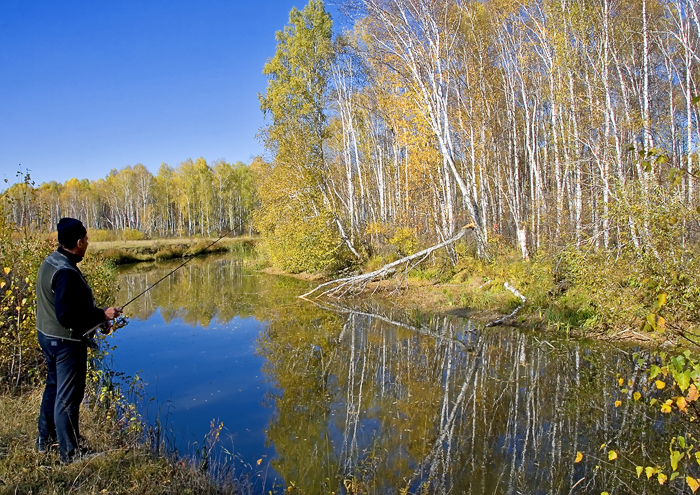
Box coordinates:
[255,0,700,271]
[4,159,256,238]
[3,0,699,273]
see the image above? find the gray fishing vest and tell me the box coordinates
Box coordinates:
[36,250,94,341]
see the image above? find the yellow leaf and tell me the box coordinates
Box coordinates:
[3,267,9,274]
[608,450,618,461]
[0,281,4,288]
[614,400,622,408]
[636,466,643,477]
[658,473,668,485]
[618,378,624,386]
[677,397,688,412]
[575,452,583,463]
[656,380,666,390]
[662,403,673,413]
[688,477,700,493]
[634,392,641,401]
[657,316,666,330]
[257,458,262,465]
[688,384,699,402]
[628,379,633,387]
[647,467,657,479]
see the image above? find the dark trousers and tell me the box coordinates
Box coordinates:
[37,331,87,461]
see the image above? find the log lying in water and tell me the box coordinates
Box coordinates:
[485,282,527,327]
[299,223,475,300]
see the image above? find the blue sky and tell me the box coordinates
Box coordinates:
[0,0,342,186]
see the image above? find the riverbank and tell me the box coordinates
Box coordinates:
[287,248,685,348]
[0,387,234,494]
[91,236,257,265]
[91,234,693,349]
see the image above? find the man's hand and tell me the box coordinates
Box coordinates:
[104,306,123,320]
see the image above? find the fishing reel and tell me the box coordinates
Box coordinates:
[101,315,129,334]
[95,315,130,336]
[86,314,130,349]
[112,315,129,331]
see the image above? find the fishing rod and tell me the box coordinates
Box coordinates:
[119,229,237,310]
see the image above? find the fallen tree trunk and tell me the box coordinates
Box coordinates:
[299,223,474,300]
[485,282,527,327]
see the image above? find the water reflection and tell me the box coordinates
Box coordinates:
[111,257,679,494]
[110,256,312,486]
[258,306,686,494]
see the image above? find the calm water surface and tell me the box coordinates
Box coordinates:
[106,255,685,494]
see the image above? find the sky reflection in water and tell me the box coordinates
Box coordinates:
[108,310,271,464]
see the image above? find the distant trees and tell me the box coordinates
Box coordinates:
[3,159,257,238]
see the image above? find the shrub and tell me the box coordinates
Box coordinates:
[0,227,54,390]
[0,205,118,391]
[119,228,144,241]
[552,180,700,334]
[257,208,349,273]
[389,227,418,257]
[91,229,117,242]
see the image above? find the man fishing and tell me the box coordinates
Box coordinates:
[35,217,122,463]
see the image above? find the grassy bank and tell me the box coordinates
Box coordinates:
[0,387,235,494]
[331,244,698,347]
[90,236,258,265]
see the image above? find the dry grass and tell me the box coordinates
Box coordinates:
[0,389,237,494]
[90,237,256,254]
[88,237,258,265]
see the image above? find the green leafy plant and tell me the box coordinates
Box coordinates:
[611,349,700,492]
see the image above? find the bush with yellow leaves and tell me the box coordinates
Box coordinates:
[0,196,118,391]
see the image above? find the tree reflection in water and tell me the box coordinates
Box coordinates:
[259,300,681,495]
[115,258,681,494]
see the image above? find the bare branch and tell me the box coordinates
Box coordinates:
[299,223,474,299]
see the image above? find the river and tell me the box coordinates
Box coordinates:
[105,254,688,494]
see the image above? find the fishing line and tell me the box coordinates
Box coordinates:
[119,229,237,310]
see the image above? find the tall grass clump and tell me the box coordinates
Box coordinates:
[154,246,184,261]
[99,249,147,265]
